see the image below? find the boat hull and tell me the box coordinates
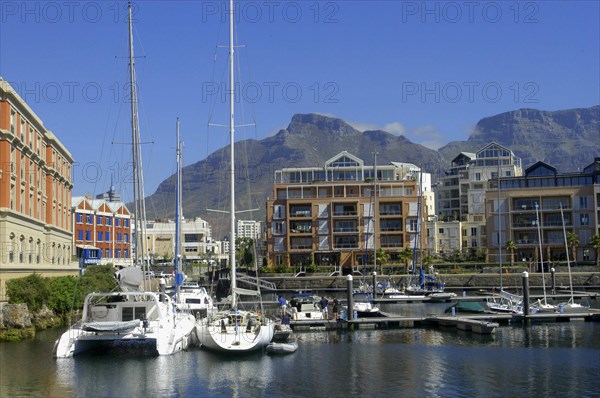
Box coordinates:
[196,311,274,353]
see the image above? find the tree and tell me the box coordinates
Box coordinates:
[506,240,517,268]
[399,247,413,273]
[567,232,579,265]
[375,249,390,273]
[236,237,254,270]
[590,234,600,266]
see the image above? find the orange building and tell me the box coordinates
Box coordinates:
[71,196,132,268]
[0,78,77,301]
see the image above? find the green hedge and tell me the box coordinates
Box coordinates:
[6,264,119,315]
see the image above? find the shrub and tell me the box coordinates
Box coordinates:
[47,276,80,315]
[6,273,49,312]
[79,264,118,295]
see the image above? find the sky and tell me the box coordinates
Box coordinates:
[1,0,599,202]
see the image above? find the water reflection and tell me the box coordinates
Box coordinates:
[1,323,599,397]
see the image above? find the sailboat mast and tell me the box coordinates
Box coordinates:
[497,156,502,290]
[174,118,182,302]
[535,201,548,304]
[228,0,237,308]
[128,2,148,283]
[372,151,377,275]
[560,204,575,303]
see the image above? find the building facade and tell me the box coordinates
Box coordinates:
[144,218,222,265]
[236,219,261,240]
[430,143,523,255]
[486,158,600,266]
[72,196,132,268]
[0,79,77,300]
[265,151,431,272]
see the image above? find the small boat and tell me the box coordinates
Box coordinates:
[266,342,298,355]
[289,293,324,320]
[273,323,293,342]
[352,291,380,316]
[427,292,457,301]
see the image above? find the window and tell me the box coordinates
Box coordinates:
[579,197,588,209]
[124,219,130,227]
[475,172,481,181]
[105,231,110,241]
[438,228,444,234]
[78,230,83,240]
[85,230,91,241]
[124,249,129,258]
[124,233,129,243]
[97,231,103,241]
[117,233,122,242]
[76,213,82,223]
[580,214,590,226]
[86,214,92,224]
[97,215,103,225]
[116,218,121,227]
[471,227,477,236]
[105,249,110,258]
[116,249,121,258]
[106,217,112,226]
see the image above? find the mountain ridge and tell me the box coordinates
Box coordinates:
[145,105,599,238]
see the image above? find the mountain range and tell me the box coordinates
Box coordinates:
[144,105,599,238]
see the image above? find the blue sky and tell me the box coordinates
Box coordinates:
[1,1,599,201]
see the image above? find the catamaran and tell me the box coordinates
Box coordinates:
[54,4,195,357]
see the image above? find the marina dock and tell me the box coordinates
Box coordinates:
[289,308,600,335]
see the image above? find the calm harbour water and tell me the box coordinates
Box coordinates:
[1,321,599,398]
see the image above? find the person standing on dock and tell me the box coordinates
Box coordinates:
[278,295,288,318]
[332,298,339,320]
[289,296,299,320]
[320,296,329,319]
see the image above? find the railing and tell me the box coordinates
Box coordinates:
[333,211,357,216]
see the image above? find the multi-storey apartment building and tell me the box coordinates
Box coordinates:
[145,218,222,264]
[430,143,523,255]
[236,220,261,240]
[0,79,77,300]
[72,196,132,267]
[486,158,600,266]
[265,151,431,272]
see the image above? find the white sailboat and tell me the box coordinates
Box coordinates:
[486,162,523,313]
[54,4,195,357]
[558,204,589,313]
[195,0,274,352]
[532,202,557,313]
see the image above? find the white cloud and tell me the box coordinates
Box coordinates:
[382,122,406,136]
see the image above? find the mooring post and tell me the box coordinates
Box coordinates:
[550,268,556,295]
[347,274,354,324]
[372,271,377,298]
[522,271,530,317]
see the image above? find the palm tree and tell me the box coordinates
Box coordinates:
[506,240,517,268]
[399,247,412,273]
[566,232,579,265]
[590,234,600,266]
[375,249,390,274]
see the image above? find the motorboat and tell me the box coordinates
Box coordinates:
[289,293,324,320]
[175,281,215,319]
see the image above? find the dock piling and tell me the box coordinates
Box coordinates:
[522,271,530,316]
[346,275,354,324]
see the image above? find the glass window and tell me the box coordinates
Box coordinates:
[97,231,103,241]
[97,215,103,224]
